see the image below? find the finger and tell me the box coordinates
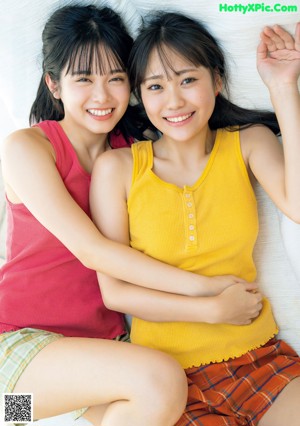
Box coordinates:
[249,311,259,320]
[249,303,263,319]
[260,30,277,52]
[255,293,263,303]
[225,274,246,281]
[251,311,260,320]
[257,40,269,64]
[233,276,246,283]
[244,282,258,291]
[272,24,295,50]
[255,303,263,312]
[263,26,285,50]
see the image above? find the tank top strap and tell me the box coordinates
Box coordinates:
[131,141,154,184]
[34,120,88,179]
[217,127,254,190]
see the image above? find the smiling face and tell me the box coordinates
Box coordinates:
[46,44,130,139]
[140,47,221,144]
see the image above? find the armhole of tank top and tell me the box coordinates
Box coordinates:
[36,122,63,172]
[234,130,257,203]
[130,143,140,187]
[130,141,153,184]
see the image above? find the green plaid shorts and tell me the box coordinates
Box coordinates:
[0,328,63,396]
[0,327,130,421]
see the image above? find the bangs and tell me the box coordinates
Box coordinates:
[65,41,125,76]
[150,42,207,80]
[134,40,212,91]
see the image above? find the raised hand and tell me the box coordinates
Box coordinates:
[257,22,300,88]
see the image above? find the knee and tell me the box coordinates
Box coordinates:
[142,351,187,425]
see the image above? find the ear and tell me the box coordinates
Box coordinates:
[213,71,223,96]
[45,73,61,99]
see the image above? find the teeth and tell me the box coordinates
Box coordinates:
[88,109,113,116]
[165,113,192,123]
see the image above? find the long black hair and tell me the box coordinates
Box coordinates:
[30,4,146,142]
[129,11,279,135]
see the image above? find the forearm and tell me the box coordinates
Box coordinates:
[270,83,300,219]
[98,273,219,323]
[98,274,262,325]
[83,232,210,297]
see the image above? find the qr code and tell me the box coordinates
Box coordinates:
[3,393,33,424]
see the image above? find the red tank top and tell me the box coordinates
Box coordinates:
[0,121,127,338]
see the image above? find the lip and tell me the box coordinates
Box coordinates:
[87,108,115,121]
[163,112,195,126]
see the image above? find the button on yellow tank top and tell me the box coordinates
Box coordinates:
[128,128,278,368]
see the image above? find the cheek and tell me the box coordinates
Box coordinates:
[141,94,161,119]
[61,86,87,106]
[116,86,131,109]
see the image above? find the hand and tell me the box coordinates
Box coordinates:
[205,275,258,296]
[214,283,263,325]
[257,23,300,88]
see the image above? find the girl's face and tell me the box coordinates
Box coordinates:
[140,47,220,144]
[51,48,130,139]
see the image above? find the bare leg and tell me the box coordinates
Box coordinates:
[258,377,300,426]
[82,405,108,426]
[14,337,187,426]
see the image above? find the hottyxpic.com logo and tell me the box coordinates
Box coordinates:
[219,2,298,13]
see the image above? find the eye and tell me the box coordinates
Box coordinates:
[109,76,126,83]
[182,77,196,85]
[76,77,91,83]
[147,84,162,91]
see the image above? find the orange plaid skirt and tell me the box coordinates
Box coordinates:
[176,339,300,426]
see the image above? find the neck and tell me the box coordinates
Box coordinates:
[59,119,109,173]
[59,119,108,150]
[155,126,215,164]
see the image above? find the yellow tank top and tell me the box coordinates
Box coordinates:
[128,128,278,368]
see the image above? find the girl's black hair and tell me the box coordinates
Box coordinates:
[129,11,279,135]
[30,5,147,142]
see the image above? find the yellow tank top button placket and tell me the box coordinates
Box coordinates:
[183,186,197,249]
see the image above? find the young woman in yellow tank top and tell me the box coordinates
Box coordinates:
[90,12,300,426]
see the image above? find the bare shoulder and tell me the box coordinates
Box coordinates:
[239,125,282,163]
[93,146,133,177]
[2,126,54,159]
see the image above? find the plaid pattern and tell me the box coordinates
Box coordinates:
[176,339,300,426]
[0,328,63,395]
[0,328,130,422]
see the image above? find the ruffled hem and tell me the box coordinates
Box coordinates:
[0,323,21,334]
[181,328,279,369]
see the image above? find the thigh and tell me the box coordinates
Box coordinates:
[258,377,300,426]
[0,328,62,395]
[13,335,187,420]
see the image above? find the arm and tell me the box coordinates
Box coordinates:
[90,149,262,325]
[244,23,300,222]
[0,127,239,296]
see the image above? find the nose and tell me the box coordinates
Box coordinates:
[92,80,110,103]
[166,85,184,110]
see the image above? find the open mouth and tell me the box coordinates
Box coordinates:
[164,112,194,123]
[87,108,114,117]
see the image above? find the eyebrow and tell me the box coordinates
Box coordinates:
[143,68,198,83]
[71,68,126,76]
